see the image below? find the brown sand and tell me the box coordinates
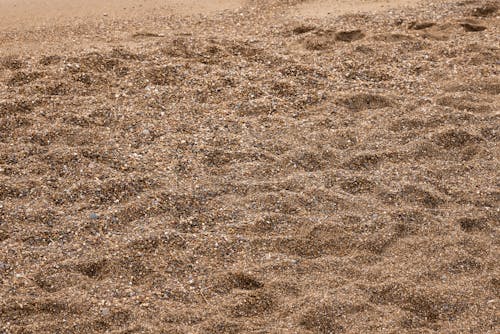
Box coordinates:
[0,0,244,29]
[0,0,499,333]
[292,0,421,18]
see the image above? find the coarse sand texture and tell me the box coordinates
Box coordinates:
[0,0,499,333]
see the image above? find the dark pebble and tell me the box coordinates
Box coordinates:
[0,262,9,271]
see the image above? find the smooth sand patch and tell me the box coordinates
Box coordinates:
[0,0,244,29]
[292,0,422,17]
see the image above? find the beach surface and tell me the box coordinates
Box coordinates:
[0,0,244,28]
[1,1,498,333]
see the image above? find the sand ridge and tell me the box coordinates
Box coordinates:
[0,0,499,333]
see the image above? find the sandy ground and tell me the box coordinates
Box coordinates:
[0,0,499,333]
[0,0,244,28]
[292,0,421,18]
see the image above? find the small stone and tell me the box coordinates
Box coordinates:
[0,262,9,271]
[90,213,99,220]
[100,307,110,316]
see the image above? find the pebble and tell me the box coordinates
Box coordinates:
[0,262,9,271]
[90,213,99,220]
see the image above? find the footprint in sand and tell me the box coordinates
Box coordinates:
[461,23,487,32]
[335,29,365,42]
